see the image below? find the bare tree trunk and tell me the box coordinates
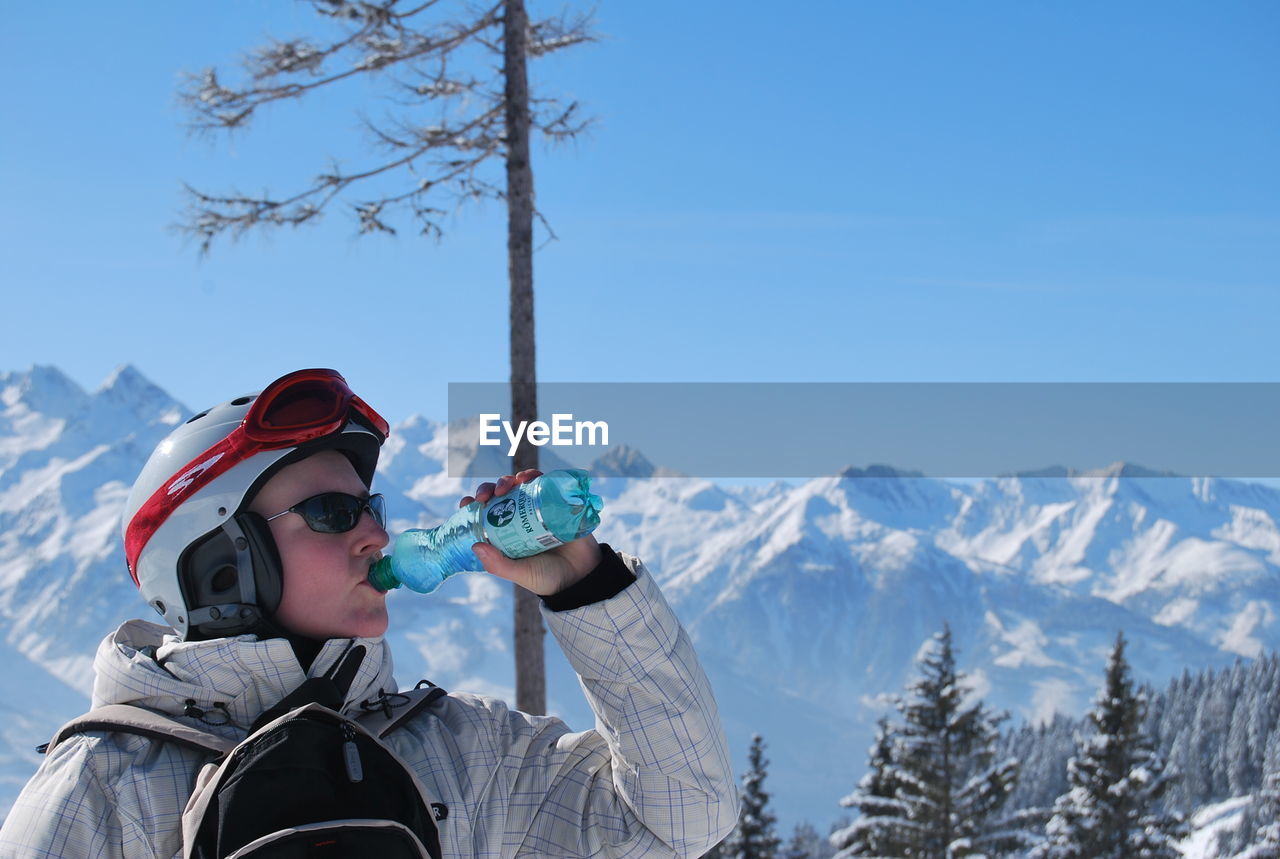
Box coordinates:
[503,0,545,716]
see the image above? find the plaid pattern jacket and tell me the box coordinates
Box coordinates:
[0,554,737,858]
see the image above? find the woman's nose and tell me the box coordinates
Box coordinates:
[354,503,389,553]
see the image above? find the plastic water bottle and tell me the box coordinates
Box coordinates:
[367,469,604,593]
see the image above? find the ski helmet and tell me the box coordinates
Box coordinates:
[122,369,389,641]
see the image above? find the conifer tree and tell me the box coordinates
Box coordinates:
[899,625,1022,857]
[1225,729,1280,859]
[833,625,1022,858]
[997,713,1074,815]
[780,821,835,859]
[702,836,730,859]
[726,734,782,859]
[1032,632,1185,859]
[1234,770,1280,858]
[1242,770,1280,858]
[831,718,909,857]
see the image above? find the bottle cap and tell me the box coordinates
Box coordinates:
[367,556,400,592]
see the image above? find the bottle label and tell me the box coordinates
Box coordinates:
[482,491,563,558]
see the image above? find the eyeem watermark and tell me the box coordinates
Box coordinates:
[451,382,1280,478]
[479,413,610,457]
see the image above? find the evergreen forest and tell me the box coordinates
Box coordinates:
[708,634,1280,858]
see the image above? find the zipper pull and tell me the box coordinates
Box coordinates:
[341,723,363,783]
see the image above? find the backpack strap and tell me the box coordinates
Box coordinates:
[356,682,448,739]
[43,704,235,757]
[249,643,368,732]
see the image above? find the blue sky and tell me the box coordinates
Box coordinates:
[2,1,1277,436]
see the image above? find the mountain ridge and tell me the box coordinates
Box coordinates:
[0,364,1276,834]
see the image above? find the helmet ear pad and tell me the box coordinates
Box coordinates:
[235,512,283,616]
[175,514,284,641]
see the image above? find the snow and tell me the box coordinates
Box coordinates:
[0,408,64,462]
[987,612,1060,669]
[1,364,1279,835]
[964,667,994,704]
[1177,795,1252,858]
[1158,597,1202,627]
[1215,505,1280,565]
[1030,677,1079,725]
[1217,600,1276,658]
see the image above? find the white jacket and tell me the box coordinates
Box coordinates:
[0,555,738,858]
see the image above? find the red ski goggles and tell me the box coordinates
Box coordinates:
[125,369,389,584]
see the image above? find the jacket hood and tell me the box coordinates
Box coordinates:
[91,619,398,730]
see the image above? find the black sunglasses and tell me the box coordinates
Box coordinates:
[264,492,387,534]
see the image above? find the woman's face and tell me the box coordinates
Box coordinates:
[250,450,390,640]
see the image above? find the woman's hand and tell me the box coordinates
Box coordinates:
[460,470,602,596]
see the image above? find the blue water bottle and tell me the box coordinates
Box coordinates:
[367,469,604,593]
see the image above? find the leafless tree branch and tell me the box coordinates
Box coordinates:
[178,1,504,134]
[528,7,596,57]
[176,0,594,252]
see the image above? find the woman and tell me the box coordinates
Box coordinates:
[0,368,737,858]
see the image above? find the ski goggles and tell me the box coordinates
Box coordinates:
[126,369,390,583]
[265,492,387,534]
[238,368,389,447]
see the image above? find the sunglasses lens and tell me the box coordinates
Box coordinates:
[367,494,387,529]
[294,493,385,533]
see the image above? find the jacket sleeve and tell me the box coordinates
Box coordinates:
[493,553,738,857]
[0,734,159,859]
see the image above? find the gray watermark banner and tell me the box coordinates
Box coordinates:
[446,383,1280,479]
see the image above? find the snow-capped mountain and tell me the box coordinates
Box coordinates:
[0,364,1276,839]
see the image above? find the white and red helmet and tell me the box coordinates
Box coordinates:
[122,369,389,640]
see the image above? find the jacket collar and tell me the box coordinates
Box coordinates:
[91,619,397,730]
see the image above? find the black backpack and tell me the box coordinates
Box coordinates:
[45,675,449,859]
